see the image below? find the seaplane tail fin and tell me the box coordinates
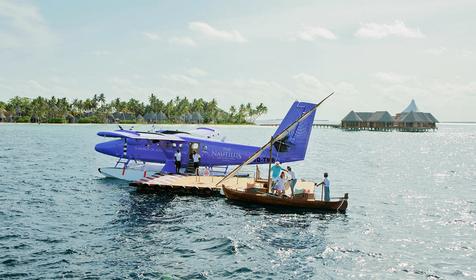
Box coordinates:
[272,101,316,162]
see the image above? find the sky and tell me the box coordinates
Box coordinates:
[0,0,475,121]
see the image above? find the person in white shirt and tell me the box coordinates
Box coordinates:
[192,151,201,174]
[286,166,297,197]
[174,150,181,174]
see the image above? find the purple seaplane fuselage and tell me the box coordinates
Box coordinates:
[95,101,317,175]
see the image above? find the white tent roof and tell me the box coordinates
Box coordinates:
[402,99,419,113]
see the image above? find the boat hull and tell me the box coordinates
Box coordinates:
[223,187,348,213]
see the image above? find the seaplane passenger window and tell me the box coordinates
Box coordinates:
[203,145,207,151]
[191,143,199,150]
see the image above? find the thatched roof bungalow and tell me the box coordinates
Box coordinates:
[340,100,437,132]
[0,109,6,122]
[341,111,363,129]
[191,112,204,124]
[368,111,394,129]
[66,114,76,123]
[397,111,438,130]
[144,112,157,123]
[136,114,145,123]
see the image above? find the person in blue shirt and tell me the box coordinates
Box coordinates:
[270,161,286,192]
[315,172,330,201]
[271,161,286,182]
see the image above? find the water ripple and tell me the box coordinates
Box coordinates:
[1,124,475,278]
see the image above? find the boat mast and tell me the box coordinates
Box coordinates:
[267,136,273,192]
[215,92,334,187]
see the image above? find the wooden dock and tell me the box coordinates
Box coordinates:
[259,123,340,129]
[129,174,319,197]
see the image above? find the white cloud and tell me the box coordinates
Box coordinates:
[373,79,476,120]
[189,21,247,43]
[292,73,358,99]
[424,47,447,56]
[0,77,82,99]
[297,26,337,41]
[293,73,325,89]
[27,80,47,91]
[161,74,199,86]
[458,49,473,57]
[143,32,160,41]
[355,20,424,39]
[0,1,55,49]
[187,67,208,77]
[374,72,412,83]
[169,36,197,47]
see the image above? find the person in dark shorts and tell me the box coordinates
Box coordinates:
[192,151,201,174]
[174,149,181,174]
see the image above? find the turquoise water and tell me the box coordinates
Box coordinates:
[0,123,475,279]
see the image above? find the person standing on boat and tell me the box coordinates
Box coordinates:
[315,172,330,201]
[274,171,286,196]
[271,161,286,182]
[192,151,201,174]
[286,166,297,197]
[174,149,181,174]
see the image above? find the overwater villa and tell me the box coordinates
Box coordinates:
[341,100,438,132]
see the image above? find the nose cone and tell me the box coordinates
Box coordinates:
[95,140,122,157]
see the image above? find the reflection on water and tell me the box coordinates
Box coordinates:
[0,123,475,279]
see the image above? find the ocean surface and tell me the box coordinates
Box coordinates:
[0,123,475,279]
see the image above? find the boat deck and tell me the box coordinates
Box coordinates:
[129,174,319,197]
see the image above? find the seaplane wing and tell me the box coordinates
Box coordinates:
[188,127,220,139]
[97,131,185,142]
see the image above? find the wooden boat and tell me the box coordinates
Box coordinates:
[216,92,349,213]
[223,186,348,213]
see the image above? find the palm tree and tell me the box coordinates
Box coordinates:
[98,93,106,106]
[148,93,164,113]
[126,98,145,116]
[1,93,268,124]
[164,100,175,120]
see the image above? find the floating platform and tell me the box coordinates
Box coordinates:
[129,174,319,197]
[130,174,239,196]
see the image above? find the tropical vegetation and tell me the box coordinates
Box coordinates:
[0,94,268,124]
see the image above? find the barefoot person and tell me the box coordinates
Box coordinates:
[274,172,287,196]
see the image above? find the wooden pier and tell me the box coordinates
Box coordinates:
[129,174,319,197]
[313,123,340,128]
[259,123,340,129]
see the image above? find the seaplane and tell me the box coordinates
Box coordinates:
[95,101,317,181]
